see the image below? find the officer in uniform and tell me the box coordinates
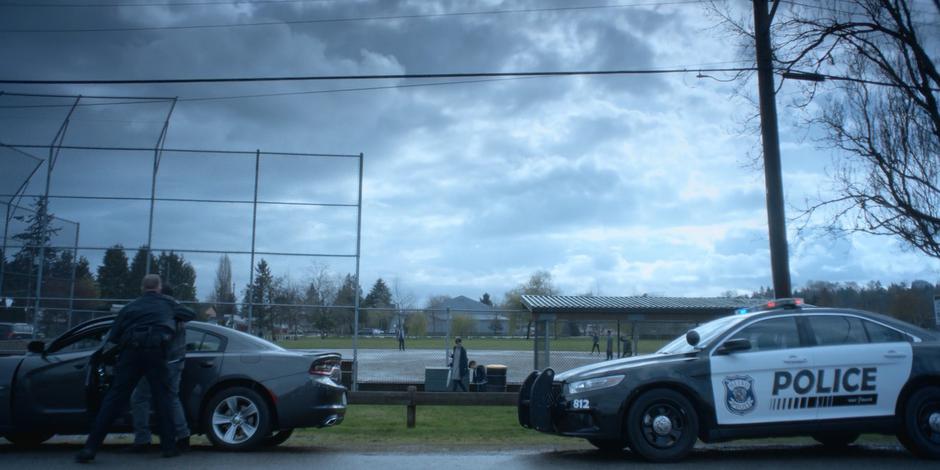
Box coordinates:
[76,274,192,463]
[128,284,196,452]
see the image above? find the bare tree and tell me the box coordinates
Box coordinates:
[390,277,415,333]
[210,254,235,325]
[710,0,940,257]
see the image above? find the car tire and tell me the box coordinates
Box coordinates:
[587,438,627,453]
[3,432,54,448]
[263,429,294,447]
[812,433,860,447]
[204,386,273,451]
[898,386,940,459]
[624,389,699,462]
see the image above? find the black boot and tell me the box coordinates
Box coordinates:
[176,436,190,453]
[75,448,95,463]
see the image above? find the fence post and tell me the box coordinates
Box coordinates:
[444,307,451,366]
[631,321,639,356]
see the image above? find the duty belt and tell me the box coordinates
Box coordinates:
[125,326,173,349]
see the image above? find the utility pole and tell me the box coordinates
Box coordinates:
[753,0,792,298]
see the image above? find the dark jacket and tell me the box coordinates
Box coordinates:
[106,291,195,353]
[163,296,196,362]
[449,345,469,379]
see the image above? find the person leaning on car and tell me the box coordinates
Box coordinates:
[76,274,194,463]
[129,283,196,453]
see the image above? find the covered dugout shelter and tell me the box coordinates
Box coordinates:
[520,295,760,370]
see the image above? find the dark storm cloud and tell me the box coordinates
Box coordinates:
[3,0,936,302]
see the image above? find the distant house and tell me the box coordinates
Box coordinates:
[428,295,509,336]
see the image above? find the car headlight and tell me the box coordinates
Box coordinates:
[566,375,625,395]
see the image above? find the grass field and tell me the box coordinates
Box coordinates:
[278,336,670,354]
[289,405,582,449]
[280,405,898,450]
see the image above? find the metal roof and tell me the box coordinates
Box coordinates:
[521,295,759,314]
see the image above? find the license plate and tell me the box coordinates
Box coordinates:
[342,392,348,405]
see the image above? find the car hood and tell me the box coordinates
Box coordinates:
[554,352,693,382]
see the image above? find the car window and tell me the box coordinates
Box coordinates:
[199,333,223,352]
[52,328,108,353]
[185,329,205,352]
[185,328,224,352]
[809,315,868,346]
[863,320,910,343]
[727,317,801,352]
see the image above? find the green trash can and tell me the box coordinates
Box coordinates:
[425,367,450,391]
[485,364,507,392]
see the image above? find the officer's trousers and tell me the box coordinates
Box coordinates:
[83,346,176,454]
[131,359,189,444]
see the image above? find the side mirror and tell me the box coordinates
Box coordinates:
[685,330,700,347]
[716,338,751,355]
[27,340,45,354]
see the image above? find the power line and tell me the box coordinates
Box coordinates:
[1,62,755,106]
[0,67,757,85]
[1,0,339,7]
[0,0,714,33]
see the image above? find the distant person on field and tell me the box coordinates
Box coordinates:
[449,337,469,392]
[397,325,406,351]
[605,330,613,360]
[590,331,600,355]
[469,360,487,391]
[620,335,632,358]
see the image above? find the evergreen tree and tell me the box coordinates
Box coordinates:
[479,292,493,306]
[242,259,278,338]
[96,245,129,301]
[333,274,362,334]
[363,278,393,308]
[156,251,197,301]
[127,246,157,299]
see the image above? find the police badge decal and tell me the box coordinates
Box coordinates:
[723,375,756,415]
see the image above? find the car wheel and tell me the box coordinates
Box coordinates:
[204,386,273,451]
[624,389,699,462]
[263,429,294,447]
[3,432,54,448]
[899,386,940,459]
[812,433,860,447]
[587,438,627,453]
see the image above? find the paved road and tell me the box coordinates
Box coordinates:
[336,348,607,383]
[1,442,935,469]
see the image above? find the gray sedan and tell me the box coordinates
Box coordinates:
[0,316,346,450]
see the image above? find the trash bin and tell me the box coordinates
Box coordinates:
[485,364,507,392]
[424,367,450,392]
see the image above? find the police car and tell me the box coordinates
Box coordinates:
[518,299,940,462]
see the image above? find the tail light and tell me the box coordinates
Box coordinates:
[310,357,341,382]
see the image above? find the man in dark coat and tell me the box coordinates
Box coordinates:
[129,284,196,452]
[76,274,194,463]
[449,337,469,392]
[605,330,614,360]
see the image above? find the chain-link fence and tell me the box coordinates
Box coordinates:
[0,93,365,373]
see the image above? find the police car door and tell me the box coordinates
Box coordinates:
[805,314,913,420]
[710,315,816,424]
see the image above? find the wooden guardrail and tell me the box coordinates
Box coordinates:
[348,387,517,428]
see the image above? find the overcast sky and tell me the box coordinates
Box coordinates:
[1,0,939,306]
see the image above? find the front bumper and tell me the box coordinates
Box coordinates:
[265,374,347,430]
[517,369,623,439]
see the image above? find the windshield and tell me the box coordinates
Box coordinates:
[657,314,749,355]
